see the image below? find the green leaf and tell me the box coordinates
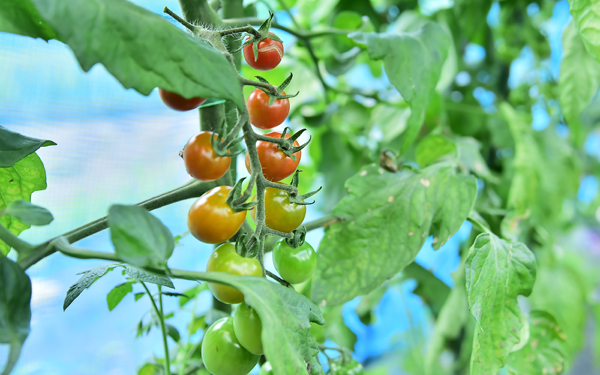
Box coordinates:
[165,324,180,342]
[593,303,600,368]
[465,233,537,375]
[350,22,450,153]
[323,306,357,350]
[311,164,477,306]
[507,311,567,375]
[63,264,118,310]
[179,283,209,307]
[2,200,53,226]
[570,0,600,62]
[0,256,32,375]
[0,0,58,40]
[0,125,56,168]
[25,0,243,108]
[558,22,600,142]
[0,153,48,256]
[400,262,451,317]
[108,205,174,269]
[455,137,498,183]
[198,272,325,375]
[354,285,387,326]
[369,104,410,140]
[123,265,174,289]
[415,135,456,167]
[134,292,145,302]
[106,282,134,311]
[138,363,162,375]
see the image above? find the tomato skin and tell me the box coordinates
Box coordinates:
[245,132,301,182]
[201,317,259,375]
[233,303,264,355]
[243,33,284,71]
[187,186,245,244]
[206,243,263,304]
[247,88,290,129]
[252,186,306,232]
[158,88,206,111]
[273,239,317,284]
[183,132,230,181]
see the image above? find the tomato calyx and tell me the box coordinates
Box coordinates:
[210,116,247,158]
[235,233,261,258]
[287,170,323,205]
[285,226,307,248]
[254,74,298,105]
[226,177,257,212]
[236,11,283,59]
[255,127,309,162]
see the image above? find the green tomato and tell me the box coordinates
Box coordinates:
[206,243,262,304]
[258,361,273,375]
[201,317,259,375]
[273,239,317,284]
[233,302,264,355]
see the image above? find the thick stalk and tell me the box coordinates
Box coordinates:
[177,0,221,28]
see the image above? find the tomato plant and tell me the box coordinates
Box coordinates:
[243,32,284,71]
[273,239,316,284]
[245,132,301,182]
[183,131,231,181]
[252,186,306,232]
[247,88,290,129]
[158,88,206,111]
[201,317,259,375]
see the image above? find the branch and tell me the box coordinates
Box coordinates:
[164,6,197,32]
[239,77,277,95]
[222,18,350,39]
[303,214,342,231]
[266,270,292,288]
[220,25,260,38]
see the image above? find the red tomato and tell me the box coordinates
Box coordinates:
[243,32,284,71]
[247,88,290,129]
[183,132,230,181]
[245,132,301,182]
[187,186,245,244]
[158,88,206,111]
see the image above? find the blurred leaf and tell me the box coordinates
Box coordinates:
[354,285,387,325]
[0,153,47,256]
[325,47,361,76]
[329,359,364,375]
[0,0,57,40]
[138,363,162,375]
[106,282,134,311]
[558,22,600,143]
[2,200,53,226]
[312,164,477,306]
[507,311,567,375]
[465,233,537,375]
[571,0,600,62]
[500,210,530,243]
[165,324,180,342]
[369,104,410,141]
[401,262,451,317]
[204,308,230,326]
[351,22,450,153]
[0,125,55,168]
[0,256,32,375]
[455,137,498,183]
[179,283,209,307]
[108,205,174,269]
[415,135,456,167]
[64,264,118,310]
[23,0,243,107]
[134,293,145,302]
[323,305,357,350]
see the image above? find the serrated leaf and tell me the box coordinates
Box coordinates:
[465,233,537,375]
[198,272,325,375]
[108,205,174,269]
[0,255,32,375]
[0,153,47,256]
[165,324,180,342]
[23,0,243,108]
[0,0,58,40]
[0,125,56,168]
[570,0,600,62]
[63,264,118,310]
[415,135,456,167]
[311,164,477,306]
[123,266,174,289]
[2,200,53,226]
[350,22,450,153]
[106,282,134,311]
[507,311,567,375]
[558,22,600,141]
[179,283,209,307]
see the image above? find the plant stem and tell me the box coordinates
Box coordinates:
[164,7,197,32]
[303,214,342,231]
[0,224,34,254]
[141,282,172,375]
[220,25,261,38]
[266,270,292,288]
[222,18,350,39]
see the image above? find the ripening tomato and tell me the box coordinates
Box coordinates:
[243,32,284,71]
[247,88,290,129]
[206,243,262,304]
[245,132,301,182]
[183,132,230,181]
[158,88,206,111]
[201,317,259,375]
[233,302,263,355]
[187,186,245,244]
[251,186,306,232]
[273,239,317,284]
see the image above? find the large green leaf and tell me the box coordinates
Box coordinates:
[0,126,56,168]
[570,0,600,62]
[0,0,57,40]
[350,22,450,153]
[200,272,325,375]
[558,22,600,141]
[507,311,567,375]
[311,163,477,306]
[21,0,243,107]
[108,205,174,269]
[465,233,537,375]
[0,256,32,375]
[0,153,47,255]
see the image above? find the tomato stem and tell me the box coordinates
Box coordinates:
[163,7,197,32]
[266,270,293,288]
[141,282,172,375]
